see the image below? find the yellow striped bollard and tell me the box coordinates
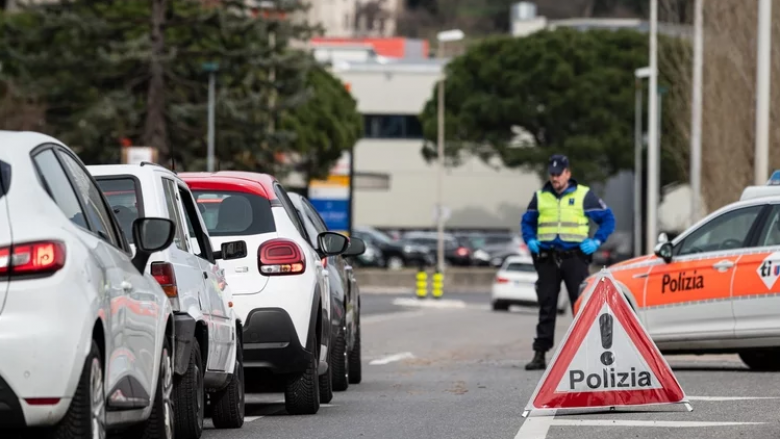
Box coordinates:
[432,270,443,299]
[416,267,428,299]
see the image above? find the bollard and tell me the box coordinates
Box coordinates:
[416,267,428,299]
[432,270,443,299]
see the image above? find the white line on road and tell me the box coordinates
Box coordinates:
[369,352,415,365]
[246,416,262,422]
[362,310,426,324]
[392,298,468,309]
[687,396,780,401]
[514,416,555,439]
[551,419,766,428]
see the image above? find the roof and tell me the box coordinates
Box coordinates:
[179,171,277,200]
[0,131,66,159]
[87,163,177,179]
[504,254,534,264]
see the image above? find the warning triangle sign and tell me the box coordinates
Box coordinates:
[523,272,690,415]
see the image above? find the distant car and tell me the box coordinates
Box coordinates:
[90,163,246,435]
[491,255,567,313]
[180,171,349,415]
[353,226,432,269]
[401,231,473,266]
[288,192,366,391]
[0,131,177,438]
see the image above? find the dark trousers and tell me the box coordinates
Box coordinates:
[532,250,591,353]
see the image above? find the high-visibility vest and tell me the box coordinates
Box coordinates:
[536,185,590,242]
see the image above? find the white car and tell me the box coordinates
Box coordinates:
[180,171,349,415]
[89,163,245,437]
[491,255,568,313]
[0,131,177,438]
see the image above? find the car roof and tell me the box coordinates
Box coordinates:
[504,255,534,264]
[179,171,277,200]
[0,131,67,160]
[87,163,177,180]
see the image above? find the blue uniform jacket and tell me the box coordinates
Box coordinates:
[521,179,616,251]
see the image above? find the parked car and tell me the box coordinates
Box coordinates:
[288,192,366,391]
[0,131,177,438]
[351,239,384,267]
[180,171,349,414]
[491,255,567,313]
[401,231,473,266]
[90,163,246,436]
[353,226,432,269]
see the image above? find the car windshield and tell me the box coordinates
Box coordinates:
[504,262,535,273]
[191,190,276,236]
[95,177,141,243]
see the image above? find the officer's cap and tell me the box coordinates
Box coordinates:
[548,154,569,175]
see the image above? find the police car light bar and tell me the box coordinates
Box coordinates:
[768,170,780,185]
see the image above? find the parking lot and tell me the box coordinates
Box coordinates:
[199,291,780,439]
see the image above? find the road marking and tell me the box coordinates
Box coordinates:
[392,298,468,309]
[687,396,780,401]
[246,416,262,422]
[362,310,425,324]
[551,420,766,428]
[369,352,415,365]
[514,416,555,439]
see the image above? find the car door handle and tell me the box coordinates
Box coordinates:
[713,260,734,270]
[203,271,208,279]
[120,281,133,292]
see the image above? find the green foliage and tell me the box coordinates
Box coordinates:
[0,0,359,179]
[280,65,363,180]
[418,28,688,186]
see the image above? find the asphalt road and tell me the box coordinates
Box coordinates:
[202,291,780,439]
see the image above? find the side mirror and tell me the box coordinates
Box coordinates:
[131,218,175,273]
[317,231,349,257]
[654,241,673,263]
[343,236,366,257]
[657,232,669,244]
[215,240,247,260]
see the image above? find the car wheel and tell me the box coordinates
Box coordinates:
[45,340,105,439]
[739,349,780,371]
[124,337,174,439]
[387,256,404,270]
[284,323,320,415]
[492,300,510,311]
[318,352,333,404]
[330,328,349,392]
[211,334,245,429]
[172,339,204,439]
[347,322,362,384]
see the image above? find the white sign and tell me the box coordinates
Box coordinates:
[125,147,154,165]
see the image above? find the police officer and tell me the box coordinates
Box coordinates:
[521,154,615,370]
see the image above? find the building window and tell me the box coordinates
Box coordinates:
[363,114,423,139]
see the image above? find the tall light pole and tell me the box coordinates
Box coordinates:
[646,0,660,254]
[634,66,651,257]
[690,0,703,225]
[203,62,219,172]
[755,0,772,185]
[435,29,464,274]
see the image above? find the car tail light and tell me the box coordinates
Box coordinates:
[456,247,469,256]
[0,241,66,277]
[25,398,60,406]
[151,262,177,298]
[258,238,305,275]
[495,276,509,284]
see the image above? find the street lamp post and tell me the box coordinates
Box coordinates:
[435,29,464,275]
[634,67,650,257]
[647,0,660,256]
[755,0,772,185]
[690,0,704,225]
[202,62,220,172]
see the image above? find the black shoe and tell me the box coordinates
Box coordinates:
[525,351,546,370]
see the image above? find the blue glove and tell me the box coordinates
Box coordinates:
[580,238,601,255]
[527,239,540,254]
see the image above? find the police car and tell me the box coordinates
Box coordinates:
[574,171,780,371]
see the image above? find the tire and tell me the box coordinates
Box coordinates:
[318,354,333,404]
[347,323,362,385]
[284,324,320,415]
[492,300,510,311]
[124,337,175,439]
[211,336,245,429]
[172,340,204,439]
[44,340,105,439]
[330,328,349,392]
[739,349,780,371]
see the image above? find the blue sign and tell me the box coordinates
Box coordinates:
[309,199,349,231]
